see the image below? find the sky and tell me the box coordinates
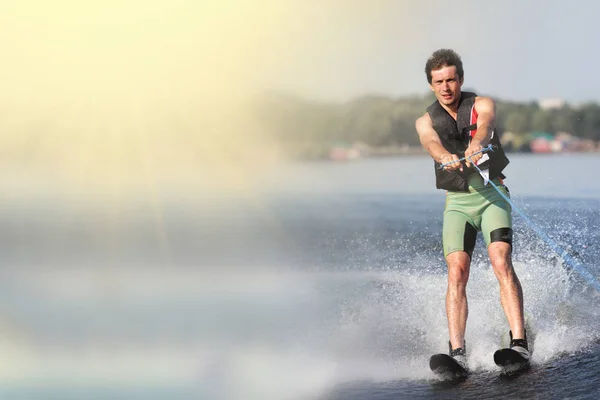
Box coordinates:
[236,0,600,104]
[0,0,597,110]
[197,0,600,105]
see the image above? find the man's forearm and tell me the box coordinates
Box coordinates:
[471,123,493,146]
[425,140,452,163]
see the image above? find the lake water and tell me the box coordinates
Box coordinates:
[0,153,599,399]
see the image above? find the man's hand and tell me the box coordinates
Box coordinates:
[439,153,463,172]
[464,141,484,168]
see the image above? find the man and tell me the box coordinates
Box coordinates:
[415,49,529,368]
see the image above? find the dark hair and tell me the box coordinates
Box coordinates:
[425,49,464,84]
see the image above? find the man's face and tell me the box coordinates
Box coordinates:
[429,65,463,108]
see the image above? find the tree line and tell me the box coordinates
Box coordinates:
[256,91,600,159]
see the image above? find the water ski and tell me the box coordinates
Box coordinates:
[493,348,530,374]
[429,354,468,380]
[495,329,532,375]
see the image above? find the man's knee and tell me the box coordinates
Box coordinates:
[491,257,512,275]
[488,240,512,258]
[446,251,470,284]
[488,242,516,278]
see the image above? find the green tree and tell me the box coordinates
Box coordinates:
[504,110,529,134]
[530,109,552,132]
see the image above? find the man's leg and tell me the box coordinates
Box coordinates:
[481,184,526,341]
[446,250,471,350]
[488,241,525,339]
[443,206,477,351]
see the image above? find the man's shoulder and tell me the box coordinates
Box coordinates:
[416,112,432,126]
[474,95,496,105]
[473,96,496,112]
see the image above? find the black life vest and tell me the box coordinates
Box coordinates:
[426,92,509,192]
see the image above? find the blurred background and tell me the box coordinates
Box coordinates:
[1,1,600,399]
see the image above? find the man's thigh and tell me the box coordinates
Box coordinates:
[443,211,477,259]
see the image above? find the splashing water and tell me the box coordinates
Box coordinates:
[196,197,600,399]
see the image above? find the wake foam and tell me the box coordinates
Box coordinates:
[199,248,600,399]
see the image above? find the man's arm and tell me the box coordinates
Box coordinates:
[416,113,463,171]
[465,96,496,167]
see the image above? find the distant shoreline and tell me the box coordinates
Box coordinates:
[326,143,600,162]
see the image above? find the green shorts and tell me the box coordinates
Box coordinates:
[443,174,513,258]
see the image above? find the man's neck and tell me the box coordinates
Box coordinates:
[439,93,462,119]
[440,102,459,119]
